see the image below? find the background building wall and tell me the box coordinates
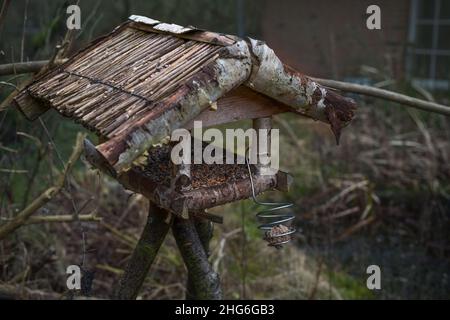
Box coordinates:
[261,0,410,80]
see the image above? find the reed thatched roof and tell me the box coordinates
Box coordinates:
[16,17,232,138]
[14,15,356,175]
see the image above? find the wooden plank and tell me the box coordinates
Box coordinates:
[183,86,290,129]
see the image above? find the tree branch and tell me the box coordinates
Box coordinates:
[0,132,86,240]
[0,59,67,76]
[313,78,450,117]
[2,56,449,118]
[0,0,11,32]
[0,283,62,300]
[25,213,101,225]
[0,283,101,300]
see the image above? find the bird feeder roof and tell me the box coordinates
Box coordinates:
[14,15,356,175]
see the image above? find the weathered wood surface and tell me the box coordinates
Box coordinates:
[244,38,356,143]
[87,136,292,216]
[252,116,273,175]
[172,217,222,300]
[95,39,252,173]
[183,86,290,129]
[114,202,172,300]
[182,173,278,211]
[129,21,237,47]
[117,164,286,215]
[185,216,215,299]
[21,27,224,139]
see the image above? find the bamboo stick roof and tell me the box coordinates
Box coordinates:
[19,22,225,138]
[14,15,356,176]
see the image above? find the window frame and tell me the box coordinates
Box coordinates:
[407,0,450,90]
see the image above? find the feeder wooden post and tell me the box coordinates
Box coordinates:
[253,116,272,175]
[114,202,172,300]
[172,217,222,300]
[169,139,222,299]
[186,216,214,299]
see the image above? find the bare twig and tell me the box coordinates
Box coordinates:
[24,213,101,225]
[308,257,324,300]
[0,59,67,77]
[0,144,17,153]
[100,221,137,248]
[313,78,450,117]
[0,132,86,240]
[335,216,377,242]
[0,0,11,32]
[211,228,241,272]
[0,283,62,300]
[0,283,101,300]
[0,81,18,90]
[20,0,29,62]
[16,131,47,208]
[0,169,28,174]
[54,0,79,63]
[96,264,124,275]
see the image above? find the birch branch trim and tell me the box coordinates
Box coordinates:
[245,39,356,142]
[313,78,450,117]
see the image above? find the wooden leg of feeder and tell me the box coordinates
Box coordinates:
[193,217,213,256]
[114,202,172,300]
[186,217,214,299]
[172,217,222,300]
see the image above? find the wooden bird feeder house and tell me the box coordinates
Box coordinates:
[12,15,356,299]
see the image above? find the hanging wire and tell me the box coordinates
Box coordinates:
[245,148,296,248]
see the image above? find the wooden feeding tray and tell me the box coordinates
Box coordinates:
[109,142,292,221]
[137,143,253,189]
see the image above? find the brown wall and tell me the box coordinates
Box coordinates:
[261,0,410,79]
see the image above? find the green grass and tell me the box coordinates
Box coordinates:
[330,271,375,299]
